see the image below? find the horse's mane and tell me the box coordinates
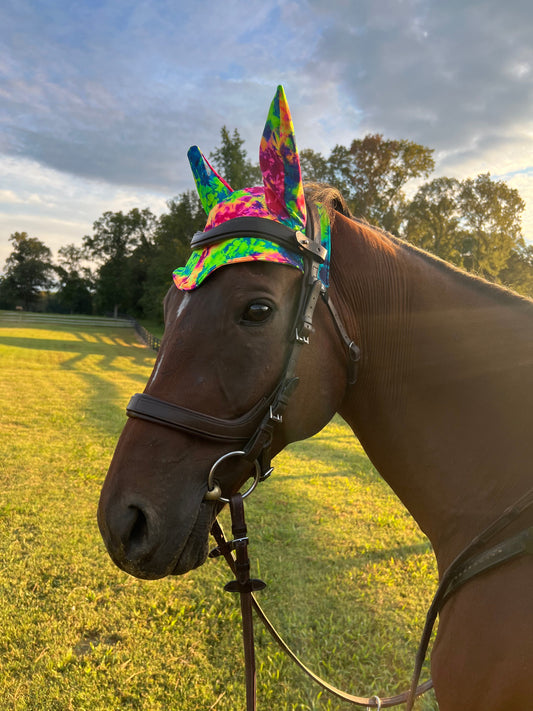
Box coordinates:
[304,183,533,313]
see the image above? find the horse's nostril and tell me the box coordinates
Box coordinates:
[126,505,148,549]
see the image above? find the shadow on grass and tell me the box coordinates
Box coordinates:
[1,323,437,707]
[1,328,155,436]
[232,424,438,705]
[0,332,154,379]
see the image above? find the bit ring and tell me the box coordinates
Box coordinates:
[205,450,262,503]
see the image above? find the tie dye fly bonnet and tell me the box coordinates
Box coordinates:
[172,86,330,291]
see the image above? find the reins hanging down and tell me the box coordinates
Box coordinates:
[211,481,533,711]
[209,492,433,710]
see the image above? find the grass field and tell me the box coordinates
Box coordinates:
[0,313,439,710]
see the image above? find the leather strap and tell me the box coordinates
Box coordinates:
[406,484,533,710]
[191,216,327,263]
[211,517,432,708]
[126,392,272,441]
[324,296,361,384]
[440,524,533,606]
[222,495,267,711]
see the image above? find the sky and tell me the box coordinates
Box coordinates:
[1,0,532,269]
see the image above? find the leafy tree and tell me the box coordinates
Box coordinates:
[298,136,434,233]
[54,244,93,314]
[404,177,465,265]
[458,173,525,280]
[0,232,54,310]
[140,192,205,322]
[83,208,157,316]
[209,127,261,189]
[499,244,533,297]
[404,172,528,286]
[300,148,330,184]
[327,134,435,233]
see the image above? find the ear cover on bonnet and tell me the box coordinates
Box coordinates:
[187,145,233,215]
[260,85,307,230]
[172,85,330,291]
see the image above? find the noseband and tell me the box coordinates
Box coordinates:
[126,203,360,501]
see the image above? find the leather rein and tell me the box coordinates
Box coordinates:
[125,206,533,709]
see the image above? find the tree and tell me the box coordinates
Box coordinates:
[458,173,525,280]
[83,208,157,316]
[54,244,93,314]
[404,177,465,265]
[209,127,261,189]
[0,232,54,310]
[499,244,533,297]
[327,134,435,233]
[140,192,205,322]
[300,148,330,185]
[404,172,527,286]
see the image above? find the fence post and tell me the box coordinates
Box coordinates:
[117,314,161,352]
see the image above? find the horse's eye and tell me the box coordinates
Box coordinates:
[241,302,273,324]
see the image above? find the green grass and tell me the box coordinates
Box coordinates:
[0,314,439,710]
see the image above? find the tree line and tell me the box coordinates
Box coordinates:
[1,128,532,322]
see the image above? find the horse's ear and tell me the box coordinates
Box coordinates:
[187,145,233,215]
[260,86,306,229]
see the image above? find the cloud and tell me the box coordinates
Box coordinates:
[309,0,533,168]
[0,0,532,266]
[0,189,23,204]
[0,0,319,190]
[0,156,169,268]
[303,0,533,240]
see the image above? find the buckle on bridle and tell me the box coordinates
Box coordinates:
[269,405,283,423]
[294,327,310,345]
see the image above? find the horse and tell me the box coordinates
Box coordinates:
[98,88,533,710]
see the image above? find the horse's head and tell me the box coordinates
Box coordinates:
[97,87,353,579]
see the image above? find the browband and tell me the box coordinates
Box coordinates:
[191,215,327,263]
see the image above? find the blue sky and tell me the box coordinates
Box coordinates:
[1,0,532,267]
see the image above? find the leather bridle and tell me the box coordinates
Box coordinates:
[126,202,361,501]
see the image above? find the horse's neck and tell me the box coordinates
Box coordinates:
[332,216,533,569]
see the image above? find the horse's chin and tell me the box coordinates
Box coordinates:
[171,543,209,576]
[170,512,212,576]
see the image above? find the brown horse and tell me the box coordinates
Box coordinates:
[98,184,533,709]
[98,81,533,707]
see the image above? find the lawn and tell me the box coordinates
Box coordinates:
[0,314,438,710]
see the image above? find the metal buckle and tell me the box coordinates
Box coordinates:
[269,406,283,423]
[294,328,310,345]
[259,466,274,483]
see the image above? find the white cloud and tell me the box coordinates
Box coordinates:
[0,156,170,268]
[0,189,23,204]
[1,0,532,269]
